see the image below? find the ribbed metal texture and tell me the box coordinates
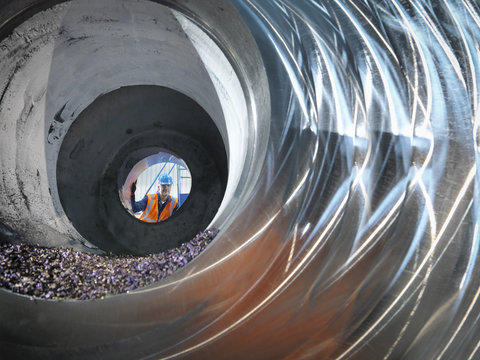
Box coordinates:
[0,0,479,359]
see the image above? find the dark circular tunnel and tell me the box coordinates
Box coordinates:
[57,85,227,254]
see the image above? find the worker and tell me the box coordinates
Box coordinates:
[130,173,179,223]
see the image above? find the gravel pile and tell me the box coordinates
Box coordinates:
[0,229,218,300]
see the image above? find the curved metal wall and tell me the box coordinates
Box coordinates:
[1,0,480,359]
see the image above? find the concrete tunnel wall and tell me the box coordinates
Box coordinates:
[0,0,273,357]
[0,0,270,253]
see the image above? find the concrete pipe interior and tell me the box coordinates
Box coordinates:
[0,0,270,254]
[57,85,227,254]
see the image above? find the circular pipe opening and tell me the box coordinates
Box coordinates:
[56,85,228,255]
[120,151,192,222]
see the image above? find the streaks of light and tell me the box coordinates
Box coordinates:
[337,165,476,359]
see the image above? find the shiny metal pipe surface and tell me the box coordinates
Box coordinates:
[1,0,480,359]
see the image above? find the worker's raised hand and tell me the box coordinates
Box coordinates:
[130,180,137,195]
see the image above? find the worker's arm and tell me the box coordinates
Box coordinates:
[131,195,148,213]
[130,181,148,213]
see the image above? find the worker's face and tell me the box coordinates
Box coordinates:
[159,184,171,197]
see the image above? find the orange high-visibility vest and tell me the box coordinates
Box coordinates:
[139,193,178,223]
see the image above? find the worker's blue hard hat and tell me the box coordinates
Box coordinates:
[158,174,173,185]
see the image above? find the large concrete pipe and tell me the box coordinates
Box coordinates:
[0,0,269,254]
[1,0,480,359]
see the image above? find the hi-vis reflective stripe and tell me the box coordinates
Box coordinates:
[142,194,157,223]
[169,197,178,217]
